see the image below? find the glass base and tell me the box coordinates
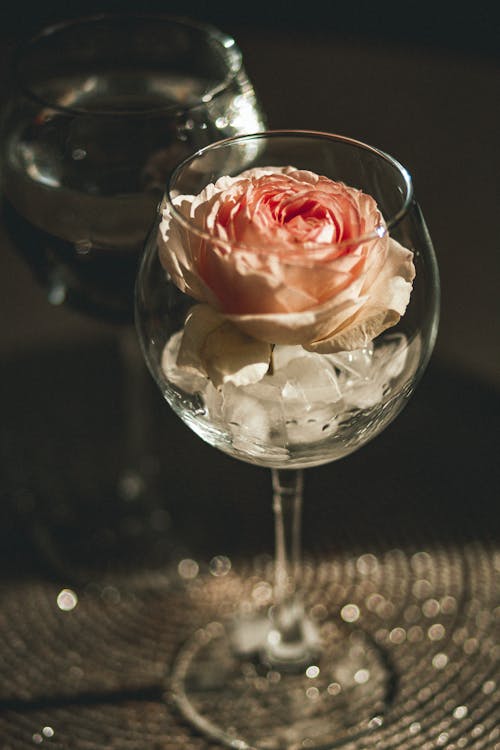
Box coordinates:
[169,613,392,749]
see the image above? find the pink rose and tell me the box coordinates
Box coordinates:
[159,166,415,353]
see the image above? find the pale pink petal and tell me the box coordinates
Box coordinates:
[304,239,415,352]
[177,304,272,388]
[158,167,415,369]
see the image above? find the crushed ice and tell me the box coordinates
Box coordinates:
[162,332,416,448]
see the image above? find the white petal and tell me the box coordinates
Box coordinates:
[177,304,272,388]
[305,238,415,352]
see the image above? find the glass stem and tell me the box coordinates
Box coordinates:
[272,468,302,608]
[266,468,317,669]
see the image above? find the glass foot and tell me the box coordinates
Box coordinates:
[170,615,393,749]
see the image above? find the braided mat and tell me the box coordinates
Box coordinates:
[0,540,498,749]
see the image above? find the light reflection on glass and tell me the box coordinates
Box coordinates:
[411,550,432,571]
[340,604,360,623]
[56,589,78,611]
[471,723,485,737]
[422,598,440,617]
[354,668,370,684]
[482,679,496,694]
[453,705,468,719]
[463,637,479,654]
[436,732,449,746]
[72,148,86,161]
[209,555,232,577]
[366,593,384,612]
[327,682,341,695]
[305,665,320,679]
[427,623,446,641]
[178,559,199,579]
[412,579,433,599]
[252,581,273,605]
[389,627,406,644]
[356,553,379,575]
[432,652,449,669]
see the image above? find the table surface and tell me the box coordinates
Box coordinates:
[0,18,498,750]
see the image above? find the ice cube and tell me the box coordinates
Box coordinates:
[242,371,288,404]
[161,331,208,394]
[246,351,343,446]
[284,403,339,444]
[220,384,271,449]
[272,345,313,370]
[202,381,224,422]
[271,354,342,445]
[372,333,408,380]
[335,334,410,409]
[326,345,375,383]
[279,355,342,406]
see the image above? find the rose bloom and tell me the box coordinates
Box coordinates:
[159,166,415,353]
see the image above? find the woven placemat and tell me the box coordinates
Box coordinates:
[0,540,498,748]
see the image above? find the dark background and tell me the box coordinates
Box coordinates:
[0,0,499,59]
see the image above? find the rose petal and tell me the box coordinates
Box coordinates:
[224,238,414,352]
[177,304,272,389]
[202,323,272,388]
[305,239,415,352]
[158,167,415,360]
[225,295,366,346]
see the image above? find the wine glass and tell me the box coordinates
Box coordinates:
[0,14,266,580]
[0,12,265,323]
[136,130,439,748]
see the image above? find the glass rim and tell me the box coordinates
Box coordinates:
[12,12,244,117]
[165,129,415,258]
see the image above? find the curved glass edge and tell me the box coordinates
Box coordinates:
[11,13,245,117]
[165,129,414,249]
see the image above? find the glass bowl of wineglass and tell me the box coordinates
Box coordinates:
[136,130,439,748]
[0,12,265,323]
